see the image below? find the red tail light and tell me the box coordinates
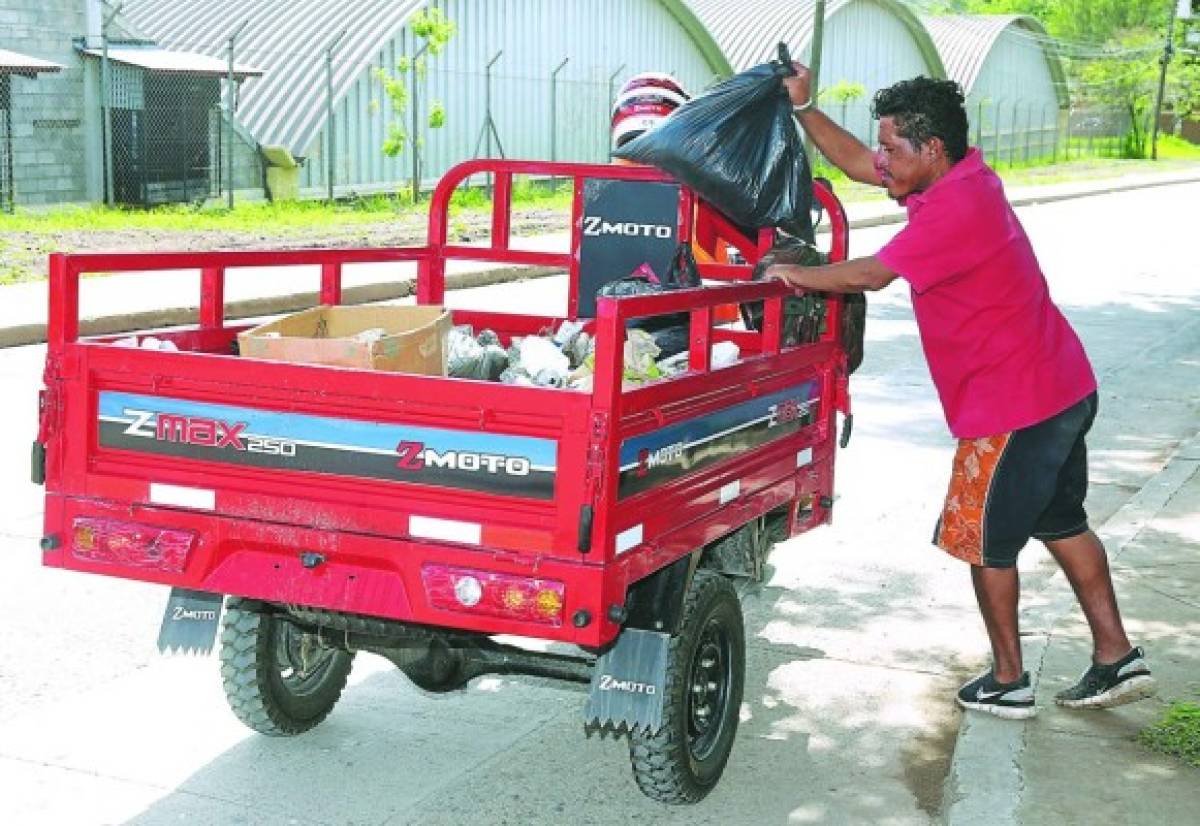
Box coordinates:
[71,518,196,573]
[421,564,565,627]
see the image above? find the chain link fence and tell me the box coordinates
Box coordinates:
[101,58,225,206]
[1,74,12,213]
[828,98,1140,169]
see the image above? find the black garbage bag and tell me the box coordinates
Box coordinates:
[613,48,813,241]
[740,237,867,373]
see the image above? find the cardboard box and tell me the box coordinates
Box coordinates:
[238,305,451,375]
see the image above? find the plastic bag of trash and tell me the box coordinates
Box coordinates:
[739,236,828,348]
[448,326,510,381]
[613,44,813,240]
[741,236,867,372]
[597,245,702,335]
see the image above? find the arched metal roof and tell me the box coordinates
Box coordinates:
[922,14,1068,107]
[684,0,946,78]
[124,0,427,152]
[123,0,733,154]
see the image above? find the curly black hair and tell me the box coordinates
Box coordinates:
[871,77,969,162]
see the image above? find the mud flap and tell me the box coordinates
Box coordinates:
[583,628,670,734]
[156,588,223,655]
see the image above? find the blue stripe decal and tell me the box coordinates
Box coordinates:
[619,383,818,465]
[99,392,558,467]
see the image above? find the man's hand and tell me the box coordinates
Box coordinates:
[765,256,899,294]
[783,62,813,109]
[765,264,800,288]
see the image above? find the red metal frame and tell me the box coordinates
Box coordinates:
[39,159,850,650]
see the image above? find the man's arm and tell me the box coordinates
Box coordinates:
[767,255,897,293]
[783,64,880,186]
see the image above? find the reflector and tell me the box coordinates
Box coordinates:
[422,564,566,626]
[71,517,196,573]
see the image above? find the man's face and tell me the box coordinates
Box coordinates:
[875,116,939,200]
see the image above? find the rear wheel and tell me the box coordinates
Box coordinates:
[219,599,354,736]
[628,570,745,804]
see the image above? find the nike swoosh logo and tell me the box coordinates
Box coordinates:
[977,688,1005,700]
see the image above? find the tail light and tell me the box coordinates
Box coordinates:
[421,564,565,627]
[71,518,196,573]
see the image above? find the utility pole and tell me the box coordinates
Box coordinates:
[804,0,827,162]
[1151,1,1178,160]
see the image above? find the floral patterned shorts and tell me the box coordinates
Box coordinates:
[934,392,1098,568]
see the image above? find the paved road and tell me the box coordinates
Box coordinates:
[1,183,1197,825]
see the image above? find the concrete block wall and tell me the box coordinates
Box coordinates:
[0,1,94,206]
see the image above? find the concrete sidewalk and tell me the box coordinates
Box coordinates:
[3,165,1199,348]
[945,431,1200,825]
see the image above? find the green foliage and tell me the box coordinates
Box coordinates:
[374,9,456,160]
[428,102,446,129]
[409,8,456,53]
[1139,702,1200,768]
[825,80,867,104]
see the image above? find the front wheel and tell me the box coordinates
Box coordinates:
[219,599,354,736]
[628,570,745,804]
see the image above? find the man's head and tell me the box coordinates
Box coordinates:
[870,77,969,200]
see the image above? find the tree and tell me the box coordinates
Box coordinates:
[825,79,867,127]
[373,9,456,158]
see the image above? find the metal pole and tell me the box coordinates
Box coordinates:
[226,20,248,210]
[1151,2,1178,160]
[326,29,347,202]
[805,0,827,162]
[411,42,430,203]
[1023,102,1032,163]
[100,2,123,206]
[975,98,984,148]
[550,56,569,164]
[1064,106,1073,161]
[606,63,625,160]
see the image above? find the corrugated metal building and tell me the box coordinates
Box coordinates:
[1,1,1074,205]
[123,0,733,198]
[923,15,1068,164]
[685,0,947,143]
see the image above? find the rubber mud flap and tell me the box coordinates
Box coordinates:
[157,588,224,656]
[584,628,670,734]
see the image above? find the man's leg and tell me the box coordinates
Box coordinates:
[970,564,1023,683]
[1043,529,1131,663]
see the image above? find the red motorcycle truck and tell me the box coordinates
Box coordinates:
[33,159,851,804]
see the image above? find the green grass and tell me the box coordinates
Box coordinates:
[1157,134,1200,160]
[1140,702,1200,768]
[0,175,574,233]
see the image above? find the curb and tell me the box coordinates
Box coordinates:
[941,429,1200,826]
[3,171,1199,348]
[0,265,559,348]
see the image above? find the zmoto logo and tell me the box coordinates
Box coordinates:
[597,674,657,695]
[582,216,673,239]
[396,441,531,476]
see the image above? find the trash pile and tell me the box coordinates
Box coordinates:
[447,320,739,392]
[113,335,180,351]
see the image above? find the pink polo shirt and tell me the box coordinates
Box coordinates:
[875,148,1096,438]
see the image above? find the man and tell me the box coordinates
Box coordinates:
[769,67,1155,719]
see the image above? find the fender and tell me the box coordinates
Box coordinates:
[622,550,701,635]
